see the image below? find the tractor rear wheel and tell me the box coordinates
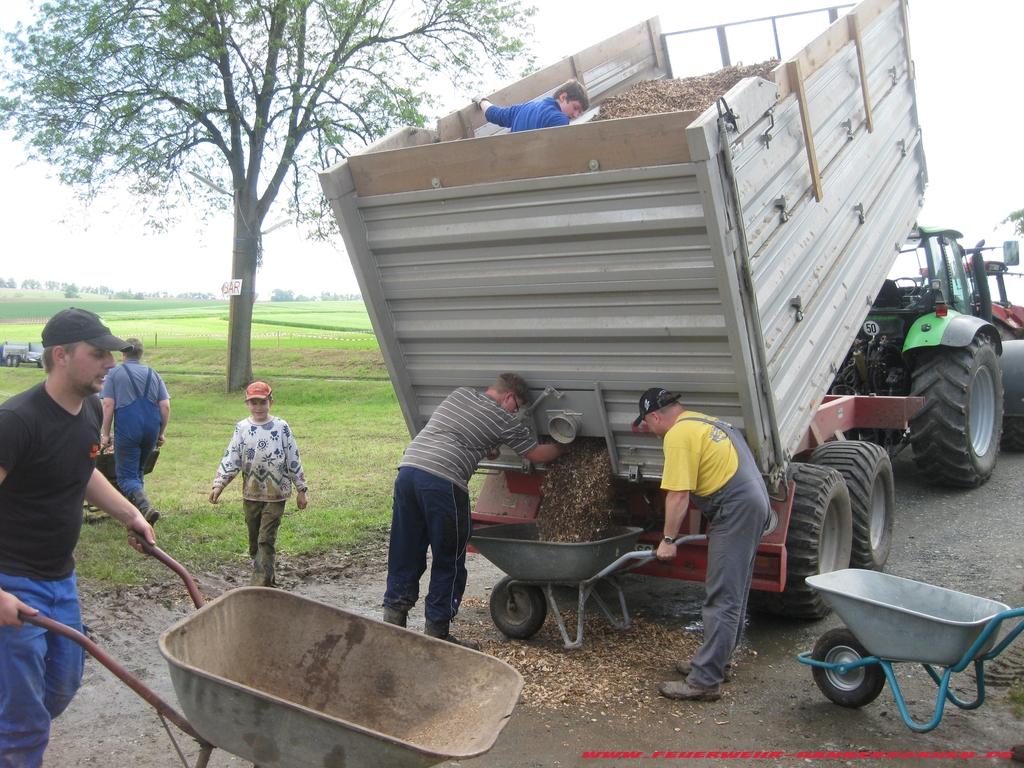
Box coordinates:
[809,441,894,571]
[749,463,852,619]
[910,337,1002,487]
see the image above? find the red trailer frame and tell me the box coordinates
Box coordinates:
[470,395,924,594]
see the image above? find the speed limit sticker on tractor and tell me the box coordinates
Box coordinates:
[863,320,880,336]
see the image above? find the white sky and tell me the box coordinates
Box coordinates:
[1,0,1021,300]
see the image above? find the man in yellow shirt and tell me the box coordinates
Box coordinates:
[633,388,772,701]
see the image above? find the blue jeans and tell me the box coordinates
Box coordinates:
[383,467,471,624]
[113,398,160,497]
[0,572,84,768]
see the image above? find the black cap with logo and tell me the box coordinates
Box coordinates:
[632,387,681,427]
[41,308,132,352]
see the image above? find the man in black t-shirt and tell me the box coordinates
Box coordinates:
[0,308,156,767]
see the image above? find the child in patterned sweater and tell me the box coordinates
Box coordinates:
[209,381,309,586]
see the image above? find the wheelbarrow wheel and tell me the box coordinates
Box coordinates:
[490,577,547,639]
[811,627,885,708]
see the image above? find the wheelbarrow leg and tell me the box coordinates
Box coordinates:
[922,659,986,711]
[543,584,583,650]
[543,577,634,650]
[194,745,213,768]
[585,577,632,631]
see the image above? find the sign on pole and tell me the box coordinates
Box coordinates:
[221,279,243,298]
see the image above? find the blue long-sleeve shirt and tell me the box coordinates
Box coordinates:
[484,96,568,133]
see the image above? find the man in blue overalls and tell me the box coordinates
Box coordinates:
[633,387,772,701]
[99,338,169,524]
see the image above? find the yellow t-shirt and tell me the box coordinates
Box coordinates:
[660,411,739,497]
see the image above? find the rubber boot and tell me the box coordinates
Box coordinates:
[424,619,480,651]
[382,606,408,628]
[129,489,160,525]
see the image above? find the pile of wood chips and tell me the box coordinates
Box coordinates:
[458,597,712,717]
[536,438,616,543]
[595,61,778,121]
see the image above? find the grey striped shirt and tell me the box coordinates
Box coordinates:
[399,387,538,490]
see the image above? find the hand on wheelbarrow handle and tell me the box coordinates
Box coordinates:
[129,534,205,609]
[592,534,707,581]
[16,610,208,746]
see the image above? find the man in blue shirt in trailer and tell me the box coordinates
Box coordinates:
[477,79,589,133]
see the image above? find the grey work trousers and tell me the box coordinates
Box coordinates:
[682,418,771,688]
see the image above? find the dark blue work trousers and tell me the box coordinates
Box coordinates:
[383,467,471,624]
[113,397,160,497]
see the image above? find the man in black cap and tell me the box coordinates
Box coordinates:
[0,308,157,766]
[633,387,772,702]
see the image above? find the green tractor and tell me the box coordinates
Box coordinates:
[830,226,1004,488]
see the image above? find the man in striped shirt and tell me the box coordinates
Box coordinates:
[383,373,565,648]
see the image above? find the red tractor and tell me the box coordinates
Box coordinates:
[964,239,1024,450]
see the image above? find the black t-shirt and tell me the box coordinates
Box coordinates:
[0,383,101,579]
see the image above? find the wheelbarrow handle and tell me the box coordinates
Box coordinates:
[591,534,708,581]
[130,535,205,609]
[17,611,210,748]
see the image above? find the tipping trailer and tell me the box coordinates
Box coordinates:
[320,0,928,618]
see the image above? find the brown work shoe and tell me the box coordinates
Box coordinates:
[675,660,732,682]
[658,680,722,701]
[1011,744,1024,764]
[442,634,481,651]
[424,618,481,651]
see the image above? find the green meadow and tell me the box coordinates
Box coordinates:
[0,296,407,584]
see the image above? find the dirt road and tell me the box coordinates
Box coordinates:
[42,452,1024,767]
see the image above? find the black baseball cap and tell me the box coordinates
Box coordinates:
[41,308,132,352]
[633,387,681,426]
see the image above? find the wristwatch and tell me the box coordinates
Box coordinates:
[662,535,675,544]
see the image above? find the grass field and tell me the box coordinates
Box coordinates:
[0,295,410,584]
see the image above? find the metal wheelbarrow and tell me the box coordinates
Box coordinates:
[21,542,523,767]
[472,522,705,649]
[796,569,1024,733]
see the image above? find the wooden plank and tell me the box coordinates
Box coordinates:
[348,111,698,197]
[847,13,874,133]
[787,59,824,203]
[899,0,913,78]
[774,0,897,99]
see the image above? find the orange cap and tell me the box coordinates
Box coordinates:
[245,381,272,400]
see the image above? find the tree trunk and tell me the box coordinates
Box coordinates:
[226,197,259,392]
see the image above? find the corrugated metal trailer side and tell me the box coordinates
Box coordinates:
[319,0,925,486]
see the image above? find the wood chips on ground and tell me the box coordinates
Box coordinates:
[537,438,616,543]
[595,61,778,121]
[457,597,708,718]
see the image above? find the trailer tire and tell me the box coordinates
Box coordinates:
[909,337,1002,487]
[809,441,894,571]
[811,627,886,708]
[749,463,852,619]
[490,577,547,640]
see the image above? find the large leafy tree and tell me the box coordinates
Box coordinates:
[2,0,531,390]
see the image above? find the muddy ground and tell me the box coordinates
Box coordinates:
[42,451,1024,767]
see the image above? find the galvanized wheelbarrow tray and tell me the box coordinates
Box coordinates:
[22,542,522,768]
[160,587,522,768]
[472,522,705,649]
[796,569,1024,733]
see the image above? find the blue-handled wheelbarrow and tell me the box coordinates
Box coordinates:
[796,569,1024,733]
